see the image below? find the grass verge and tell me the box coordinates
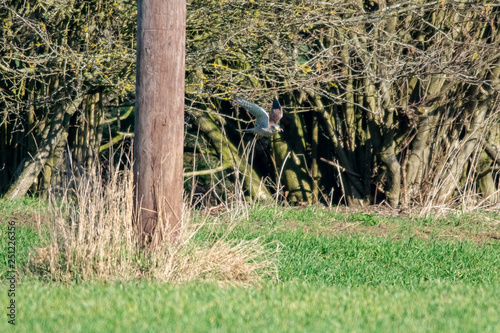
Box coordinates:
[22,166,276,285]
[0,281,498,332]
[1,196,499,331]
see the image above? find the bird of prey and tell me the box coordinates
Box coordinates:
[234,96,283,137]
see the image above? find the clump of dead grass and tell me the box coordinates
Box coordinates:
[30,164,276,286]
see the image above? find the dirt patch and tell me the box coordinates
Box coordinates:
[329,204,413,218]
[284,220,400,239]
[285,220,312,234]
[327,222,398,238]
[459,232,500,243]
[328,203,500,220]
[283,219,500,244]
[329,223,500,244]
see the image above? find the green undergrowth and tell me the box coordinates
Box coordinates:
[1,281,498,332]
[195,205,500,287]
[1,200,499,331]
[0,198,51,279]
[238,204,500,238]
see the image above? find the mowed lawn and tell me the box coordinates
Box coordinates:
[1,199,500,332]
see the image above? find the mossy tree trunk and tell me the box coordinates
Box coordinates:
[190,109,273,202]
[272,95,313,204]
[4,95,85,200]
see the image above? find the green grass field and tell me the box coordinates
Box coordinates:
[1,199,499,332]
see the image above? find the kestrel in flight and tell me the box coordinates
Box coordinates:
[234,96,283,137]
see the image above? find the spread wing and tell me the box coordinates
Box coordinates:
[269,98,282,126]
[234,96,269,128]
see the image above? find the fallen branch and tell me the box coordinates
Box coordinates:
[101,106,134,125]
[99,132,134,152]
[320,157,361,177]
[183,163,232,178]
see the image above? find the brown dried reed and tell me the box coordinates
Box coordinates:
[31,162,276,286]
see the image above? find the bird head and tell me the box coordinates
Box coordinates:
[271,124,283,133]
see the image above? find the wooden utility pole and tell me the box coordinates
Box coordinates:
[134,0,186,244]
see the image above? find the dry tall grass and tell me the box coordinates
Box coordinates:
[31,161,277,285]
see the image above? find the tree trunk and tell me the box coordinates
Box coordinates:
[379,110,400,208]
[477,150,495,201]
[313,92,367,206]
[190,110,273,202]
[4,95,84,200]
[406,111,438,195]
[433,102,489,204]
[311,107,319,203]
[272,100,313,204]
[134,0,186,244]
